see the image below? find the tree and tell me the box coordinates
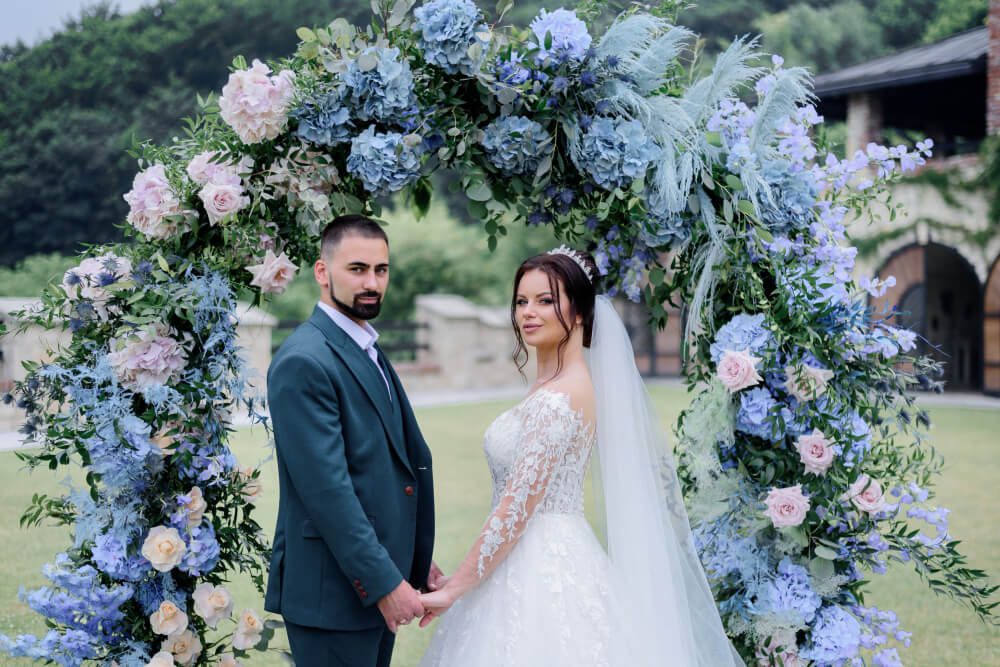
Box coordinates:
[923,0,987,42]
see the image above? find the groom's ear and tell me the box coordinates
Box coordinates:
[314,258,329,287]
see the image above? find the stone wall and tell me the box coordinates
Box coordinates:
[0,300,276,433]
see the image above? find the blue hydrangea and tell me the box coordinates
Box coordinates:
[494,50,531,85]
[92,532,149,583]
[802,605,862,664]
[181,523,221,577]
[343,47,415,122]
[710,313,773,363]
[413,0,487,75]
[347,126,422,195]
[529,8,592,62]
[578,117,658,190]
[292,87,353,146]
[753,557,822,624]
[640,211,691,249]
[736,387,788,439]
[480,115,553,176]
[759,159,819,235]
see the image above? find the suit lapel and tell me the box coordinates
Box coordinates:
[309,307,413,476]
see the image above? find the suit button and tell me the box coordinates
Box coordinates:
[404,485,415,496]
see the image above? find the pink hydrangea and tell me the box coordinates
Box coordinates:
[123,164,193,239]
[61,254,133,321]
[108,325,188,390]
[219,60,294,144]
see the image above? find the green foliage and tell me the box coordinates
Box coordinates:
[922,0,987,43]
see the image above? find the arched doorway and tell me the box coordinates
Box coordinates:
[985,255,1000,395]
[870,243,983,391]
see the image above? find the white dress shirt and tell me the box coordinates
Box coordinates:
[317,301,392,401]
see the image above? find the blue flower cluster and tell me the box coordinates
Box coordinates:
[578,117,658,190]
[413,0,486,75]
[480,115,553,176]
[736,387,790,440]
[344,47,415,122]
[710,313,773,363]
[292,87,353,146]
[759,159,819,235]
[347,127,422,194]
[494,50,531,86]
[801,605,862,664]
[529,8,592,62]
[752,557,822,625]
[640,211,691,249]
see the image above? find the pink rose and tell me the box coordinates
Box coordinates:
[764,485,810,528]
[717,349,763,393]
[246,250,298,294]
[198,180,249,225]
[783,364,834,402]
[123,164,193,239]
[186,151,253,186]
[219,60,294,144]
[846,474,886,514]
[795,429,836,476]
[756,630,804,667]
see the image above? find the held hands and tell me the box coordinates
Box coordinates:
[417,588,456,628]
[376,580,424,633]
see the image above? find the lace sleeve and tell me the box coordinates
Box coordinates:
[476,391,583,578]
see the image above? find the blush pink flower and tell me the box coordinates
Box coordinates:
[108,325,188,391]
[62,254,133,321]
[123,164,193,239]
[716,348,763,393]
[219,59,294,144]
[845,474,887,514]
[198,179,250,225]
[764,485,810,528]
[246,250,298,294]
[795,429,836,476]
[186,151,253,186]
[783,364,834,402]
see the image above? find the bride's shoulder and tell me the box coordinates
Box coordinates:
[530,370,595,425]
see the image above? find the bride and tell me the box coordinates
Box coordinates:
[417,247,742,666]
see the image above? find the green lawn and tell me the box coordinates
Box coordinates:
[1,386,997,665]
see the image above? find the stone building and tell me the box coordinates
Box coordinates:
[814,6,1000,394]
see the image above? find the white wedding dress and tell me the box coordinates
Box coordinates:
[420,297,742,667]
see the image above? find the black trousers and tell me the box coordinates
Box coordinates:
[285,620,396,667]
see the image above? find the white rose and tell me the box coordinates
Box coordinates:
[716,349,763,393]
[150,600,189,636]
[246,250,298,295]
[141,526,187,572]
[231,608,264,650]
[161,629,201,666]
[146,652,175,667]
[183,486,207,527]
[192,582,233,629]
[783,364,834,402]
[219,654,241,667]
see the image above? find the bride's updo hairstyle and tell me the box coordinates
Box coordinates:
[511,249,599,376]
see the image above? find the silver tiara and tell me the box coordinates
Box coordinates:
[547,245,593,281]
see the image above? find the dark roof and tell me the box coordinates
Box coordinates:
[814,26,987,97]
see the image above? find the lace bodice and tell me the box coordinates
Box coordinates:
[477,389,596,577]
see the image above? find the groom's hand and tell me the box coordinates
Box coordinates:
[377,580,424,633]
[427,561,449,591]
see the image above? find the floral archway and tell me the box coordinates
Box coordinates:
[1,1,993,665]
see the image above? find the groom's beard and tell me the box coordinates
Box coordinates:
[332,288,383,320]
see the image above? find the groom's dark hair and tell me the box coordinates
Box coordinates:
[320,214,389,257]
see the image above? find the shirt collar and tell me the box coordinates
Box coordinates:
[317,301,379,352]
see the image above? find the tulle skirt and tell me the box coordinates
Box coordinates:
[419,513,640,667]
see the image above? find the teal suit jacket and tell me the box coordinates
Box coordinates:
[264,306,435,631]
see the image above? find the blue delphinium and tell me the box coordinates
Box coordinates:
[413,0,487,75]
[802,605,862,664]
[347,127,422,194]
[1,629,100,667]
[480,115,553,176]
[759,159,819,235]
[710,313,773,363]
[529,8,592,63]
[343,47,415,122]
[292,87,353,146]
[578,117,658,190]
[753,557,822,625]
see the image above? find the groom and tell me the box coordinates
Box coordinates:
[265,214,437,666]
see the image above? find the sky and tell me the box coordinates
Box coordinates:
[2,0,151,47]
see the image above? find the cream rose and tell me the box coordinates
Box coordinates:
[239,467,264,505]
[150,600,188,637]
[717,348,763,393]
[182,486,207,527]
[795,429,836,476]
[764,485,810,528]
[199,180,249,225]
[146,652,175,667]
[846,474,887,514]
[192,582,233,629]
[141,526,187,572]
[231,608,264,650]
[246,250,298,295]
[160,629,201,666]
[784,364,834,402]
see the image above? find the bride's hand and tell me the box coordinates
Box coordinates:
[418,589,455,628]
